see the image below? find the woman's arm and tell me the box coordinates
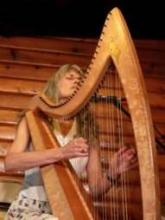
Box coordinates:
[5,118,89,172]
[87,144,137,198]
[87,146,111,198]
[5,117,62,171]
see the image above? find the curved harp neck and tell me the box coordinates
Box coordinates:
[29,7,122,118]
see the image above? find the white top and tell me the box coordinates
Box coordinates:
[20,119,88,201]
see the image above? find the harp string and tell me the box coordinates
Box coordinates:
[100,80,108,220]
[93,99,99,220]
[75,66,137,219]
[104,71,110,219]
[100,68,113,219]
[115,68,127,220]
[80,103,96,218]
[109,68,117,220]
[109,68,118,220]
[99,67,130,219]
[80,67,133,219]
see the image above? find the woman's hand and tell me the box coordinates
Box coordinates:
[61,137,89,160]
[107,146,137,179]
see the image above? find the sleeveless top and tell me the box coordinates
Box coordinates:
[19,119,88,201]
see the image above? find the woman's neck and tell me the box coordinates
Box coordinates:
[53,118,75,136]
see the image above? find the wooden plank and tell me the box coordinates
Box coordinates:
[151,108,165,124]
[0,125,16,141]
[135,39,165,51]
[0,59,60,68]
[0,109,20,124]
[154,123,165,134]
[0,93,32,110]
[0,63,55,81]
[148,93,165,108]
[141,62,165,76]
[142,62,165,76]
[0,46,90,67]
[0,140,12,153]
[0,36,96,54]
[95,111,165,129]
[0,78,44,95]
[122,93,165,110]
[145,76,165,93]
[157,154,165,171]
[92,103,165,123]
[137,49,165,65]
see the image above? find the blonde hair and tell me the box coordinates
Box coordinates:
[43,64,98,141]
[43,64,84,104]
[17,64,83,123]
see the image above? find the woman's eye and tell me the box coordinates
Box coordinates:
[65,76,71,79]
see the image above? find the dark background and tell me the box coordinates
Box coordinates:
[0,0,164,39]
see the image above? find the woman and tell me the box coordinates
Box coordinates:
[4,64,136,219]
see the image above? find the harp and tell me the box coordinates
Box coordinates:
[26,7,160,220]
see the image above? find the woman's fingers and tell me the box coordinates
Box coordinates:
[73,138,89,152]
[113,147,138,174]
[62,137,89,159]
[117,147,136,160]
[128,158,138,169]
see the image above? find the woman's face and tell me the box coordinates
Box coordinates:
[57,70,81,99]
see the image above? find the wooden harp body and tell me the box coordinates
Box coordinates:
[26,7,160,220]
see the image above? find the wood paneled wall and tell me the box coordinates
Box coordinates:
[0,36,164,219]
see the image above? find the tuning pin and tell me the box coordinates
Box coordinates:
[76,81,82,87]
